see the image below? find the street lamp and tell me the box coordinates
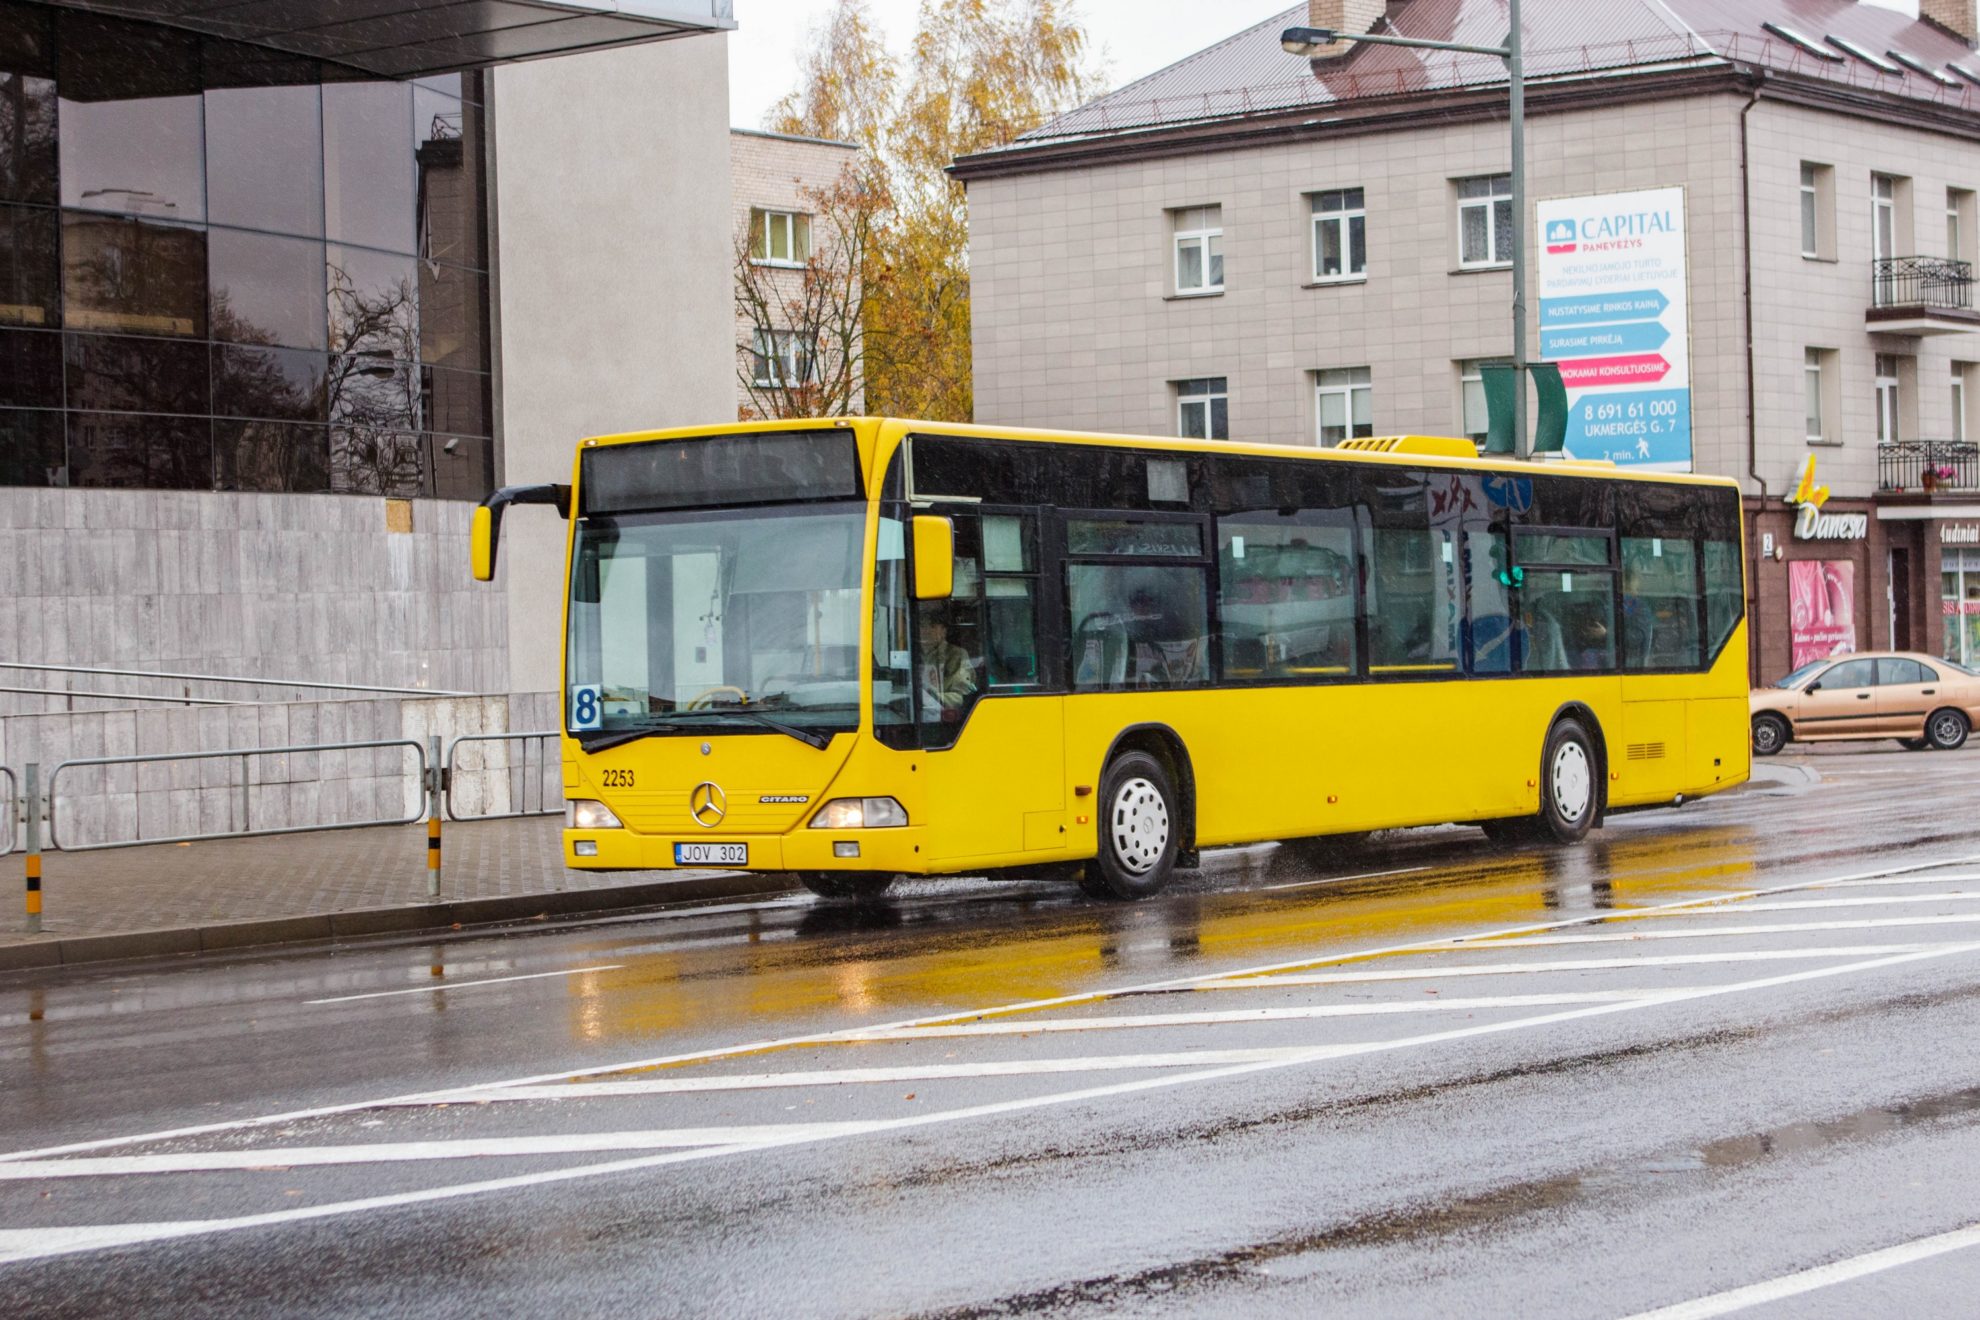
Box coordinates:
[1284,1,1530,457]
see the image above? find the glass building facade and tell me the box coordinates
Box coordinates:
[0,2,492,498]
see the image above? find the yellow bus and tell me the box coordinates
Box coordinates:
[471,417,1749,901]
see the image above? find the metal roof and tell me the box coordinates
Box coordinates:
[1009,0,1980,148]
[43,0,734,80]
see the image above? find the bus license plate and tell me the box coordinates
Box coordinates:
[675,842,747,867]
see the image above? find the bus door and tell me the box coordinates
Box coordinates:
[912,507,1067,865]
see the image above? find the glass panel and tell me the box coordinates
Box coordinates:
[1219,514,1356,677]
[984,579,1038,687]
[67,410,210,489]
[1319,390,1347,429]
[1493,197,1514,263]
[328,244,417,360]
[0,73,57,206]
[1521,531,1611,565]
[1821,658,1876,690]
[1068,518,1201,557]
[61,211,207,337]
[873,510,914,742]
[1177,237,1203,290]
[209,228,328,350]
[330,424,422,497]
[416,96,484,269]
[58,16,204,221]
[1462,371,1488,440]
[214,418,328,492]
[1179,397,1206,439]
[1704,541,1743,661]
[1349,213,1366,273]
[1878,657,1927,685]
[1461,203,1487,263]
[1318,216,1342,277]
[1466,529,1515,674]
[417,262,484,369]
[983,514,1030,572]
[322,81,413,254]
[1070,562,1210,689]
[0,326,59,407]
[0,202,57,326]
[1366,526,1460,673]
[64,332,208,414]
[204,83,323,236]
[1210,395,1228,440]
[423,363,490,438]
[429,432,492,502]
[329,353,418,432]
[212,343,327,422]
[0,405,62,484]
[1519,569,1616,672]
[1621,536,1700,669]
[1207,234,1223,287]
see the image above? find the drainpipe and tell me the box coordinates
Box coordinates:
[1740,78,1769,685]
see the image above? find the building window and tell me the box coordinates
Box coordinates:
[1873,174,1900,262]
[1800,162,1835,260]
[1315,367,1372,446]
[1875,353,1901,443]
[749,208,810,267]
[1456,174,1513,268]
[1955,363,1971,443]
[1310,188,1365,282]
[1951,188,1976,264]
[1459,360,1490,445]
[1175,376,1228,440]
[1172,204,1223,294]
[1805,348,1838,445]
[751,329,815,388]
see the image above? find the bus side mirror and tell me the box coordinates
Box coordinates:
[470,505,496,581]
[912,515,955,600]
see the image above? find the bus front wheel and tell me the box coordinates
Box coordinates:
[795,872,896,902]
[1083,751,1180,901]
[1536,718,1599,845]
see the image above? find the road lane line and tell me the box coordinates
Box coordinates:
[1442,915,1980,947]
[1656,893,1979,914]
[11,851,1980,1166]
[1259,865,1431,891]
[1620,1222,1980,1319]
[1198,946,1947,988]
[303,965,626,1004]
[5,941,1975,1268]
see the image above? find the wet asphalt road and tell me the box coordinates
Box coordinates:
[6,745,1980,1317]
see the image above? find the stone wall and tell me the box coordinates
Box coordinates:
[0,691,558,853]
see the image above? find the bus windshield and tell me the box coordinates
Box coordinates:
[565,502,867,738]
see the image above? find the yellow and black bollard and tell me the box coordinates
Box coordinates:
[425,735,444,901]
[23,763,41,936]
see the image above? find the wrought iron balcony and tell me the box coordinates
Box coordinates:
[1868,257,1980,335]
[1877,439,1980,493]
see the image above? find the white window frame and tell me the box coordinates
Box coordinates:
[1314,367,1373,447]
[1804,348,1826,442]
[1875,352,1901,444]
[751,208,810,268]
[1459,360,1489,444]
[1955,363,1969,444]
[751,329,816,389]
[1175,377,1229,440]
[1310,188,1367,284]
[1456,175,1513,270]
[1873,175,1898,263]
[1173,208,1224,295]
[1801,164,1820,258]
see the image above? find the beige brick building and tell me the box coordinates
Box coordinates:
[955,0,1980,682]
[730,128,862,416]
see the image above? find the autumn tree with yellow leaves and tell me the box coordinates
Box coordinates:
[749,0,1104,423]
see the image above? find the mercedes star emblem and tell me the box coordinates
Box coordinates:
[689,781,727,828]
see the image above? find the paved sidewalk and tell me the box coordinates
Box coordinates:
[0,816,791,970]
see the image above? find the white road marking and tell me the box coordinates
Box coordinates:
[4,942,1975,1267]
[0,1126,879,1179]
[1621,1222,1980,1319]
[1659,893,1979,915]
[9,851,1979,1166]
[1259,865,1430,891]
[1444,914,1980,947]
[1197,945,1947,989]
[847,992,1658,1039]
[304,965,626,1004]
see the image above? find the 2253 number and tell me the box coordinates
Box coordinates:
[601,769,636,788]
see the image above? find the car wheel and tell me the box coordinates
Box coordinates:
[1900,738,1931,752]
[1536,718,1599,845]
[1751,713,1790,757]
[796,871,896,902]
[1926,708,1970,752]
[1082,750,1180,901]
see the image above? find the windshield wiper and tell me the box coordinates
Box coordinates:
[576,718,691,753]
[666,708,833,750]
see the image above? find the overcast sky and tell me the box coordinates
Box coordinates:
[727,0,1923,129]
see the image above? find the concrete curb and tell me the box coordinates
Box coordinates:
[0,870,797,974]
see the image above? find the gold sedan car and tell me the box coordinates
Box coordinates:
[1750,651,1980,755]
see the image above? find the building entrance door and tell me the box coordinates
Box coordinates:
[1891,547,1912,651]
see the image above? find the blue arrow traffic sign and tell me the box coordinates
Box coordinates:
[1540,289,1670,327]
[1541,322,1672,358]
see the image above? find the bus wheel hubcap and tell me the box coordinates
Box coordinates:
[1111,778,1169,875]
[1551,743,1591,824]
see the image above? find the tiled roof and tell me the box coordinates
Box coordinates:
[1007,0,1980,147]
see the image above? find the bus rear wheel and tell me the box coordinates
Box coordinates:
[1536,717,1599,844]
[1082,751,1180,901]
[795,872,896,902]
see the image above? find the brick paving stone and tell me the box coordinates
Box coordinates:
[1,816,721,944]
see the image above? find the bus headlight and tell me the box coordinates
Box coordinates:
[808,797,908,829]
[567,799,623,830]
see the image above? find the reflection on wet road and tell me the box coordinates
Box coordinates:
[5,749,1980,1317]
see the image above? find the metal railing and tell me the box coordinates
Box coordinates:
[445,732,561,822]
[1871,256,1975,311]
[0,661,478,699]
[1877,439,1980,493]
[46,739,430,852]
[1,765,15,856]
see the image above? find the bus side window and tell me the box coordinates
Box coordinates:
[982,513,1041,688]
[1621,536,1700,670]
[1216,513,1356,678]
[1464,529,1514,675]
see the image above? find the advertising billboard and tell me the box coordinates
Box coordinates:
[1537,186,1691,470]
[1789,560,1857,669]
